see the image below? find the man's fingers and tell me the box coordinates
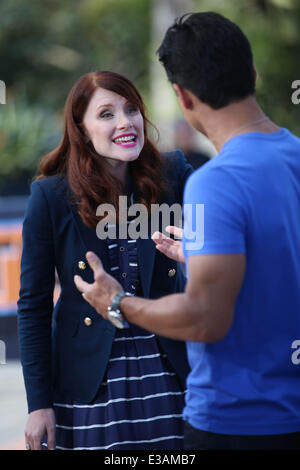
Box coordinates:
[152,227,183,244]
[153,233,179,248]
[153,229,184,263]
[86,251,103,272]
[152,231,178,246]
[74,275,91,293]
[155,243,173,257]
[74,253,104,294]
[154,237,177,256]
[165,225,183,239]
[152,231,169,244]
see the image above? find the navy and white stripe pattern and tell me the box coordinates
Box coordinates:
[51,214,185,450]
[53,324,185,449]
[107,231,140,295]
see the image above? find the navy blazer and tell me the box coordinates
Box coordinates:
[18,150,193,413]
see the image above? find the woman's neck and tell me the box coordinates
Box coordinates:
[105,159,128,186]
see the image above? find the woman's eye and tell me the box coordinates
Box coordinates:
[127,106,139,114]
[100,111,113,118]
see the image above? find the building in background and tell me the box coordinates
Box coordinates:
[0,198,25,359]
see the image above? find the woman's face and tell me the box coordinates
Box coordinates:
[82,87,145,166]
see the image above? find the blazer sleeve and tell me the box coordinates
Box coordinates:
[163,149,194,204]
[17,181,56,413]
[176,149,194,203]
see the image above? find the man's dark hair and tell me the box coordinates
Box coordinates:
[157,12,256,109]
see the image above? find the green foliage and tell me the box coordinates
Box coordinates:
[1,0,300,189]
[0,0,151,109]
[0,95,61,178]
[0,0,151,188]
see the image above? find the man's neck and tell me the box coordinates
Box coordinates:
[195,96,280,152]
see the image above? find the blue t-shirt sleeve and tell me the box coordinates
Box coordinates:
[183,165,247,256]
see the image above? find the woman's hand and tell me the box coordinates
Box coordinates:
[152,226,185,264]
[25,408,56,450]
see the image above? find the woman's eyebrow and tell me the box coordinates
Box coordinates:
[96,103,113,110]
[96,100,131,111]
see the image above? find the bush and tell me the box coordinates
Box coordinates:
[0,95,61,194]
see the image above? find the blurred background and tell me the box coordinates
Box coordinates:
[1,0,300,450]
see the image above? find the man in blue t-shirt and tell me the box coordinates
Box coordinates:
[74,12,300,449]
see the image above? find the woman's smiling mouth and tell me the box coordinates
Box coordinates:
[113,133,137,147]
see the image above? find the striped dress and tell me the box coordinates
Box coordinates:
[50,234,186,450]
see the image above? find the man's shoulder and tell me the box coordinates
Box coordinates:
[184,156,221,185]
[184,152,246,206]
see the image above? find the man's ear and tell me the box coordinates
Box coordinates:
[173,84,194,110]
[253,65,257,84]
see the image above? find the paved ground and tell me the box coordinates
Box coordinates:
[0,360,27,450]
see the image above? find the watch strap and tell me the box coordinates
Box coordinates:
[110,291,134,314]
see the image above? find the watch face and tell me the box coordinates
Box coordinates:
[108,310,125,329]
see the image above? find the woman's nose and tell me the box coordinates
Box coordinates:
[117,113,132,130]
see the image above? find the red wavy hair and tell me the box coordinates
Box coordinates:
[36,71,166,227]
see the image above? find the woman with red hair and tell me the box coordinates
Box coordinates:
[18,71,193,450]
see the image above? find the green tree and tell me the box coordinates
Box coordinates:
[0,95,61,194]
[0,0,151,108]
[0,0,151,193]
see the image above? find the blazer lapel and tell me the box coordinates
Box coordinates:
[69,171,157,298]
[72,209,157,297]
[127,176,156,298]
[71,209,110,272]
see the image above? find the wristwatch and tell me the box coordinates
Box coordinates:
[107,292,134,329]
